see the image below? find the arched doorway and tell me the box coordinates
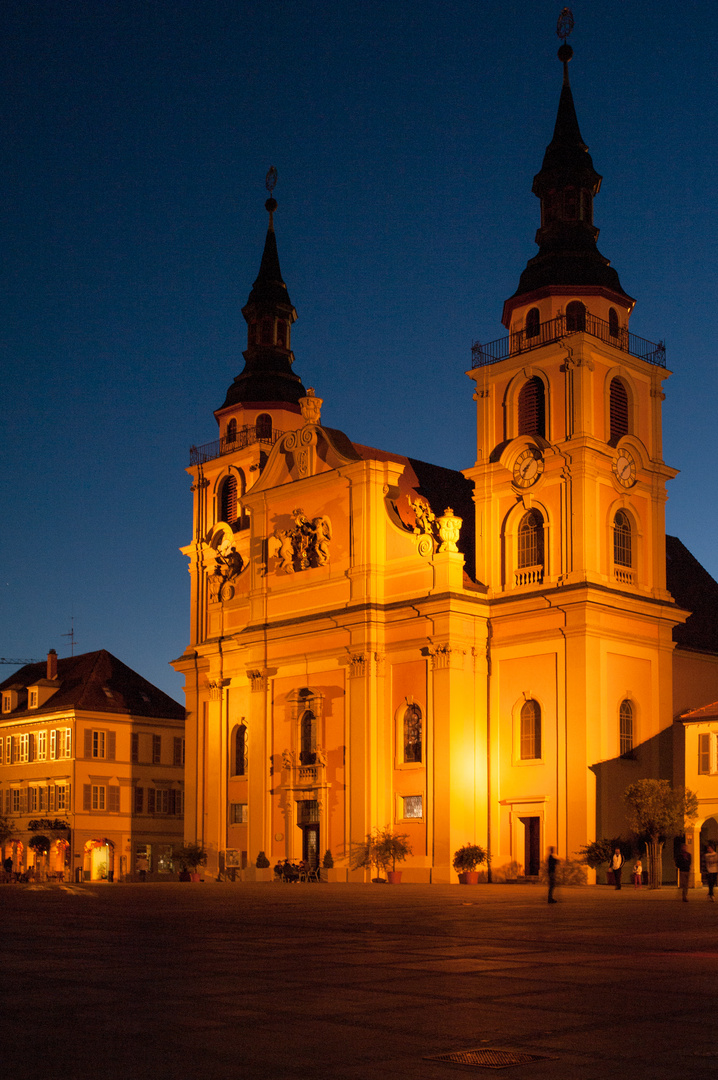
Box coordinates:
[84,839,114,881]
[50,839,69,881]
[699,818,718,883]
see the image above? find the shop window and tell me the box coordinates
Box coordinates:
[520,700,542,760]
[518,510,544,570]
[517,377,545,438]
[403,705,422,764]
[619,700,634,755]
[614,511,632,568]
[609,378,629,443]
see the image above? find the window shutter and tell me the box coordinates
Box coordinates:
[610,378,629,443]
[19,788,27,814]
[699,733,711,775]
[134,786,144,813]
[28,733,35,762]
[109,786,120,813]
[10,736,16,763]
[67,784,71,810]
[168,789,176,815]
[107,731,116,761]
[131,733,139,762]
[148,788,156,813]
[153,735,161,764]
[0,736,4,765]
[173,737,182,766]
[83,784,91,811]
[84,729,92,758]
[48,786,55,812]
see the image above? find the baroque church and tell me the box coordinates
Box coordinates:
[172,32,718,884]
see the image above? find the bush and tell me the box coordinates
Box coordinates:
[452,844,487,874]
[322,849,334,869]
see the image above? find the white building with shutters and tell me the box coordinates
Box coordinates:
[0,649,185,882]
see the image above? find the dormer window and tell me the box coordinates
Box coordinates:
[29,689,38,709]
[2,693,11,713]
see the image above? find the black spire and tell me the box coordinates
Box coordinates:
[505,16,632,310]
[220,168,306,409]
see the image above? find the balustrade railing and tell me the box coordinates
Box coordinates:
[189,425,285,466]
[514,565,544,588]
[472,313,666,369]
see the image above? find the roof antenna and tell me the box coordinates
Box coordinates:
[61,617,77,657]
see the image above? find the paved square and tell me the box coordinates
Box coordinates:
[2,881,715,1079]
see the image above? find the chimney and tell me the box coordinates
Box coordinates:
[47,649,58,680]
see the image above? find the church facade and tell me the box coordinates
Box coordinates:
[172,42,718,883]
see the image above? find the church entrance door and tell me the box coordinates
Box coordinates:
[519,816,540,877]
[302,825,319,868]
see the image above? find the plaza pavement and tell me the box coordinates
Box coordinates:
[2,880,716,1080]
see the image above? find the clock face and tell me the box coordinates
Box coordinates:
[513,448,544,488]
[613,450,636,488]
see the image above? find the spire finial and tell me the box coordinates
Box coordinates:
[557,8,574,82]
[265,166,278,223]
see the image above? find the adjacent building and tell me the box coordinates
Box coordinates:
[0,649,185,881]
[171,39,718,882]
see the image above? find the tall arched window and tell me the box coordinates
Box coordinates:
[233,724,247,776]
[221,474,237,524]
[609,308,619,338]
[614,510,632,568]
[518,377,545,438]
[300,710,317,765]
[256,413,272,441]
[619,700,634,755]
[226,418,237,444]
[566,300,586,332]
[518,510,544,569]
[403,705,422,764]
[609,378,629,443]
[525,307,540,339]
[520,700,542,760]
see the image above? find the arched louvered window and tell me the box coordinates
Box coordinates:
[276,320,289,349]
[234,724,247,776]
[525,308,540,339]
[619,701,634,755]
[564,188,578,219]
[226,418,237,444]
[300,710,317,765]
[520,699,542,760]
[609,308,619,338]
[518,377,545,438]
[614,510,632,568]
[403,705,422,764]
[256,413,272,441]
[566,300,586,332]
[221,474,237,524]
[518,510,544,569]
[609,378,629,443]
[261,317,273,344]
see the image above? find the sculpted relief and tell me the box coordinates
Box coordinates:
[206,522,245,603]
[273,508,332,574]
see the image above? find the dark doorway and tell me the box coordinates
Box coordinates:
[302,825,319,868]
[520,816,541,876]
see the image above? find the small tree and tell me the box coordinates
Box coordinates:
[322,849,334,869]
[351,827,412,880]
[624,779,698,889]
[173,843,208,872]
[452,844,487,875]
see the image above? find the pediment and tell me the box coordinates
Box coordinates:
[249,424,361,493]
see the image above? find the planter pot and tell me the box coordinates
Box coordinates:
[387,870,403,884]
[189,872,201,882]
[178,870,191,881]
[458,871,479,885]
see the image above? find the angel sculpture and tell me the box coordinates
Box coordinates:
[312,516,332,565]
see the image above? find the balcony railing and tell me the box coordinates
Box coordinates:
[189,425,285,466]
[471,313,666,369]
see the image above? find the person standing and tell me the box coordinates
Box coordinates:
[705,843,718,902]
[675,842,691,902]
[547,847,559,904]
[610,847,625,890]
[633,858,643,889]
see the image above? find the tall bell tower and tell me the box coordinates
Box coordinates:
[466,12,684,862]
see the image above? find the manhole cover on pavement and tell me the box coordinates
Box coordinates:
[427,1048,550,1069]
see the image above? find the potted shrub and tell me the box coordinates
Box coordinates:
[173,843,207,882]
[452,843,487,884]
[245,850,273,882]
[351,827,412,883]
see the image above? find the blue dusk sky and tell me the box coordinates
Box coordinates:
[1,1,716,700]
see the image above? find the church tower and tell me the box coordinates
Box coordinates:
[466,15,683,866]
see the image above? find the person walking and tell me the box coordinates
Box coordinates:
[675,842,691,902]
[547,847,559,904]
[610,847,625,890]
[704,842,718,901]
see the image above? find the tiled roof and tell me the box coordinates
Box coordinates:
[681,701,718,722]
[0,650,184,721]
[667,535,718,656]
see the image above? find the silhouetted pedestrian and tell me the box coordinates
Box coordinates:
[547,847,559,903]
[675,843,691,902]
[610,847,624,890]
[705,843,718,901]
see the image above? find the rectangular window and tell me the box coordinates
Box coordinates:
[2,694,10,712]
[91,785,106,811]
[63,728,72,758]
[37,731,47,760]
[147,788,155,813]
[56,785,67,811]
[401,795,423,819]
[173,737,184,766]
[230,802,248,824]
[18,734,29,763]
[152,735,162,764]
[699,733,714,775]
[134,786,144,813]
[131,733,139,762]
[29,689,38,708]
[38,786,47,812]
[93,731,106,759]
[27,787,37,812]
[50,730,57,759]
[11,789,20,813]
[108,786,120,813]
[0,735,4,765]
[154,789,169,814]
